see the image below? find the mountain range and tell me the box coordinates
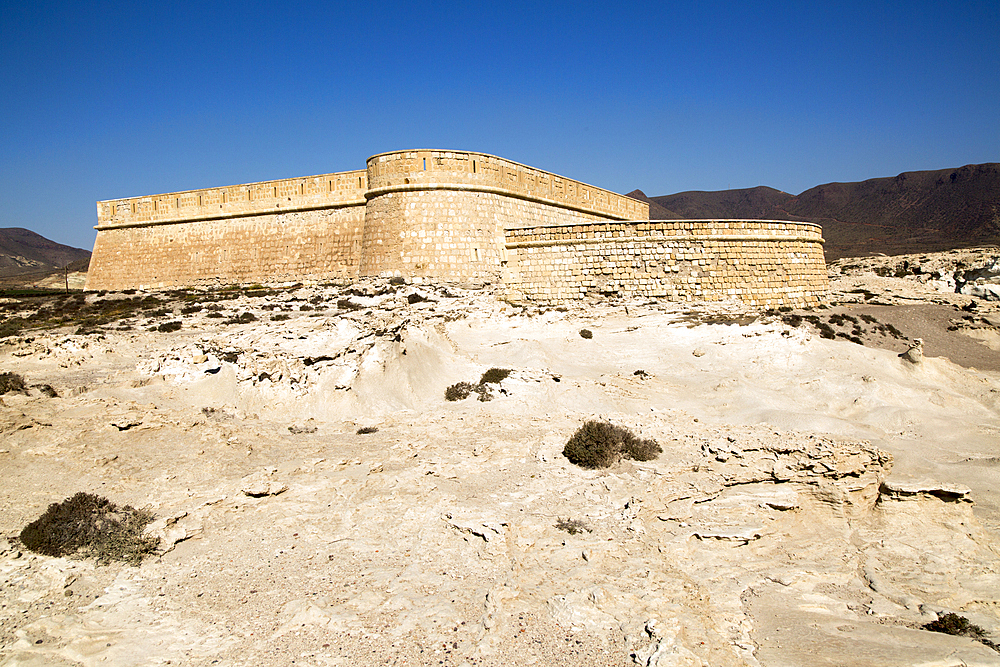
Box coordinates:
[629,163,1000,260]
[0,228,91,279]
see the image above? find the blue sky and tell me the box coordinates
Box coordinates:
[2,0,998,250]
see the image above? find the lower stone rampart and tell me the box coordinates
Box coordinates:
[504,220,828,307]
[85,206,365,291]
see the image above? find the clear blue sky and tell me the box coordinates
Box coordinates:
[2,0,998,250]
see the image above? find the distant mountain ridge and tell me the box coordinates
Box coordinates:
[630,163,1000,260]
[0,228,91,278]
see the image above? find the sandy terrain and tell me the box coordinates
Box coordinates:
[2,249,1000,666]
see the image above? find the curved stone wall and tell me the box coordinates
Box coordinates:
[364,150,647,220]
[358,150,643,280]
[504,220,828,307]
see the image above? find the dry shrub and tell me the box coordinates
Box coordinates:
[0,372,27,394]
[924,613,999,652]
[19,492,159,566]
[555,518,592,535]
[445,382,476,401]
[479,368,511,385]
[563,421,662,469]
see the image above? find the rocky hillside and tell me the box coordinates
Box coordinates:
[0,228,90,278]
[631,163,1000,260]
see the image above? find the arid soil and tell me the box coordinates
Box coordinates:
[2,249,1000,666]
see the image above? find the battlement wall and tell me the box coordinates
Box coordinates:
[96,170,368,228]
[365,150,647,221]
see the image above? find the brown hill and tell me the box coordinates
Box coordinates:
[0,228,91,278]
[641,164,1000,260]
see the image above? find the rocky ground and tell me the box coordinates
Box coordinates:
[2,248,1000,666]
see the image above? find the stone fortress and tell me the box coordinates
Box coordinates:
[86,149,829,306]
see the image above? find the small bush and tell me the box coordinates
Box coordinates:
[19,492,159,566]
[563,421,662,469]
[445,382,476,401]
[579,329,593,339]
[479,368,511,385]
[34,384,58,398]
[555,518,592,535]
[924,613,999,652]
[337,299,362,311]
[271,313,290,321]
[157,321,182,332]
[389,277,406,285]
[783,314,803,328]
[0,372,27,394]
[356,426,379,434]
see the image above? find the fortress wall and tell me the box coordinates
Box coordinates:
[85,206,365,291]
[504,220,828,307]
[365,150,648,221]
[96,170,368,228]
[358,150,641,281]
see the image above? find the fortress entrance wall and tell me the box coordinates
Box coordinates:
[504,220,828,307]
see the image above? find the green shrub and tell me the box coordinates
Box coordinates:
[19,492,159,566]
[479,368,511,385]
[445,382,476,401]
[0,372,27,394]
[563,421,662,469]
[157,321,182,332]
[271,313,290,321]
[579,329,593,339]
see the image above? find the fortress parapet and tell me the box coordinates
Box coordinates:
[86,149,829,307]
[96,171,367,229]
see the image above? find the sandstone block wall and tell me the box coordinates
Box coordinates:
[86,207,365,291]
[357,150,643,281]
[365,150,647,220]
[504,220,828,308]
